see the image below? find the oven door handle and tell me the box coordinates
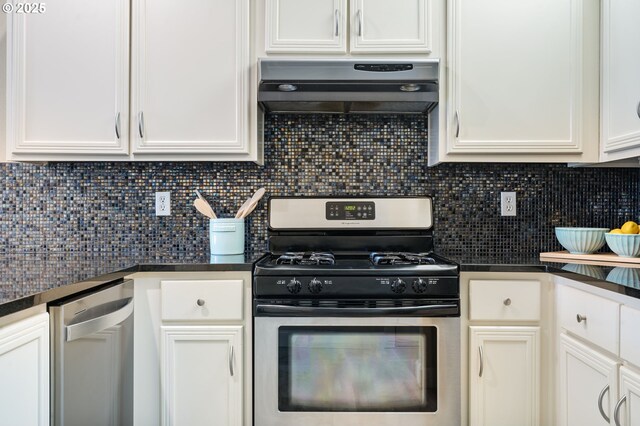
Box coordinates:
[255,303,459,316]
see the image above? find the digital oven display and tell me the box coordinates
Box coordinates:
[326,202,376,220]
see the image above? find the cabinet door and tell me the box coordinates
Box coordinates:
[469,326,540,426]
[161,325,242,426]
[7,0,129,157]
[131,0,250,155]
[265,0,347,53]
[601,0,640,160]
[0,312,49,426]
[447,0,598,159]
[558,333,618,426]
[618,367,640,426]
[350,0,431,53]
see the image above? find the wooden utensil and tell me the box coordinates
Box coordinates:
[234,196,252,219]
[235,187,266,219]
[194,198,217,219]
[193,190,217,219]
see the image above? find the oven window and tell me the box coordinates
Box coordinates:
[278,326,437,412]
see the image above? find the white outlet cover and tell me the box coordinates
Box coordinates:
[500,191,517,216]
[155,192,171,216]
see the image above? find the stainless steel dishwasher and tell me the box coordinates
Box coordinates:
[50,280,133,426]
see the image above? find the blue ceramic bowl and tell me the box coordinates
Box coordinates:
[555,228,609,254]
[605,233,640,258]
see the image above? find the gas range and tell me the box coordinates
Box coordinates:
[253,197,461,426]
[254,251,459,298]
[253,196,460,303]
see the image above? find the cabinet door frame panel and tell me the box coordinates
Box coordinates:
[131,0,250,155]
[350,0,432,54]
[558,332,619,426]
[265,0,347,53]
[6,0,130,156]
[0,312,49,426]
[447,0,593,155]
[600,0,640,157]
[160,325,243,426]
[469,326,540,426]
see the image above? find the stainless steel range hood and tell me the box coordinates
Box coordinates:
[258,58,439,114]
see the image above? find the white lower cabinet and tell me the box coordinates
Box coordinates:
[558,333,618,426]
[161,325,242,426]
[558,335,640,426]
[0,312,49,426]
[133,272,251,426]
[618,366,640,426]
[469,326,540,426]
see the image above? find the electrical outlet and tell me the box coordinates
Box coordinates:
[155,192,171,216]
[500,192,517,216]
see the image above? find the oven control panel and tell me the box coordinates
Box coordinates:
[326,201,376,220]
[254,275,459,298]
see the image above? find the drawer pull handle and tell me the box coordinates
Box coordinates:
[196,299,205,307]
[503,298,511,306]
[229,345,235,377]
[576,314,587,323]
[478,346,484,377]
[598,385,611,423]
[614,395,626,426]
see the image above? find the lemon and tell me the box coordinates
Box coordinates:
[610,229,623,234]
[621,221,640,234]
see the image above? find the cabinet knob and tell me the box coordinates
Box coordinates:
[503,298,511,306]
[196,299,205,307]
[576,314,587,323]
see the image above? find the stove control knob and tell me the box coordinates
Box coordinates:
[391,278,406,294]
[286,279,302,294]
[309,278,323,294]
[412,278,428,293]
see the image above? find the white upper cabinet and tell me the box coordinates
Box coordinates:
[600,0,640,162]
[7,0,130,157]
[6,0,258,162]
[265,0,347,53]
[443,0,599,163]
[131,0,250,156]
[350,0,431,53]
[264,0,433,55]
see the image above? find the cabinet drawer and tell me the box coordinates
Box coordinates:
[621,305,640,367]
[161,280,243,321]
[469,280,540,321]
[556,285,619,354]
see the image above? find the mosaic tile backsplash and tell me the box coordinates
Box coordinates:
[1,114,639,259]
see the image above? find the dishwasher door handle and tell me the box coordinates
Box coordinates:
[65,297,134,342]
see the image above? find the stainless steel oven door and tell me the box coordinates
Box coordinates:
[254,316,460,426]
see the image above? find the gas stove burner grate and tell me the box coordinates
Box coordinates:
[369,252,437,266]
[275,252,336,266]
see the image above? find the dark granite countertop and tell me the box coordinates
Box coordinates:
[447,253,640,299]
[2,251,640,319]
[0,251,265,318]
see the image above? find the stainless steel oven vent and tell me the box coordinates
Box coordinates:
[258,58,439,115]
